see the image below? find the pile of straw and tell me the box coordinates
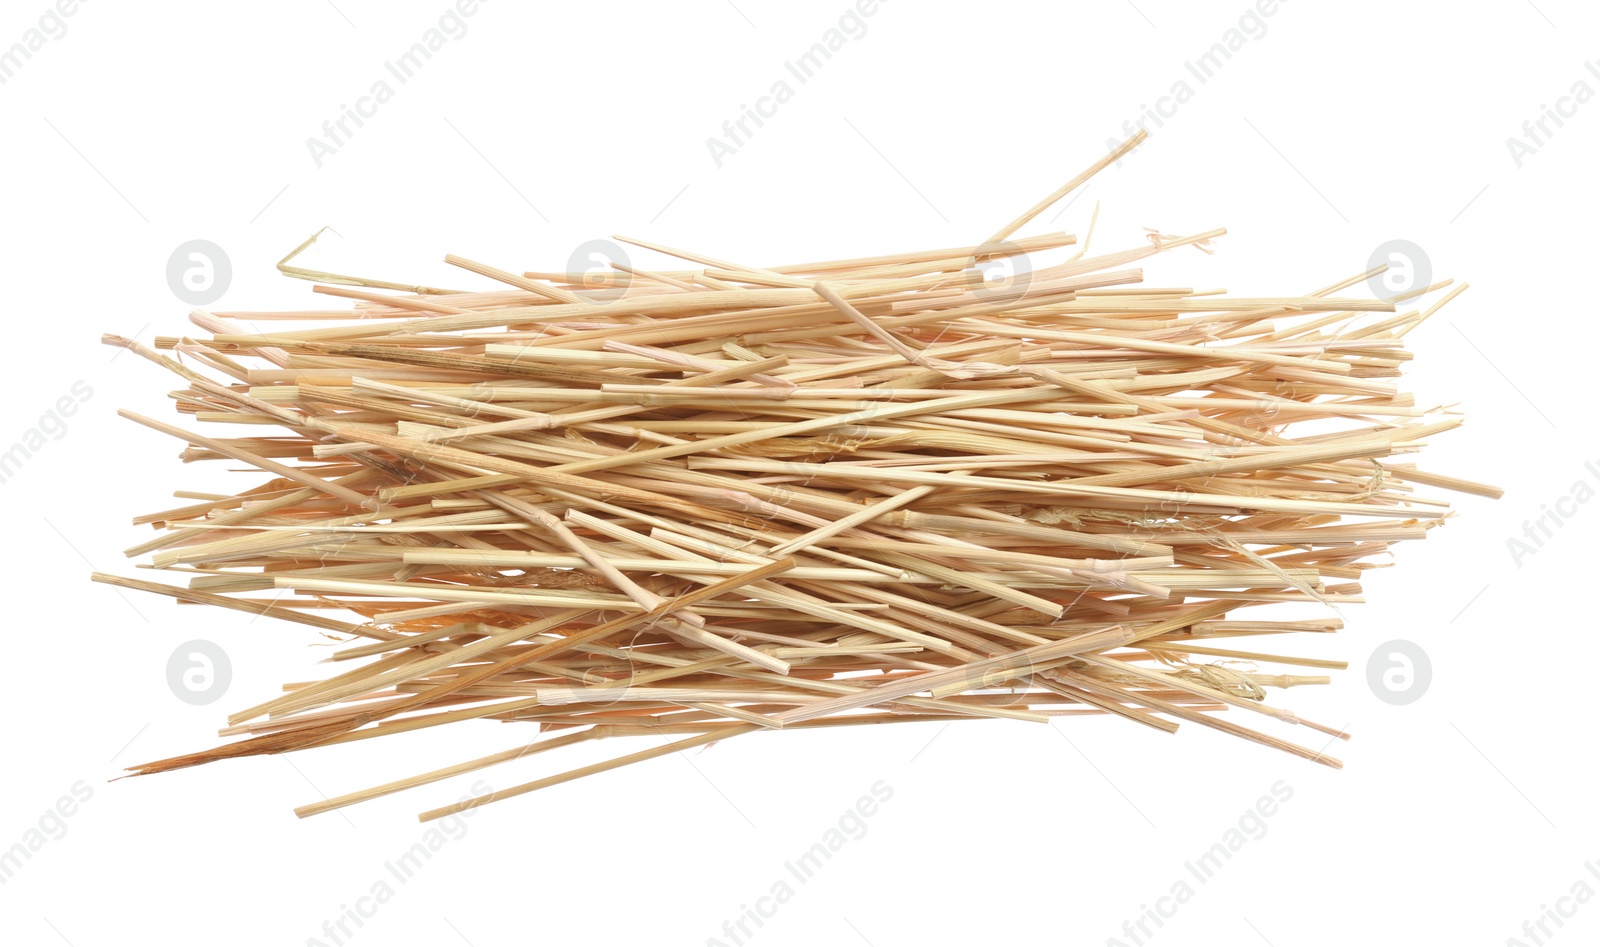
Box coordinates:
[97,133,1497,820]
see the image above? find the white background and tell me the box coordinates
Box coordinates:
[0,1,1592,945]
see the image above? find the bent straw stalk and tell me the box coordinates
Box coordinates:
[99,132,1499,821]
